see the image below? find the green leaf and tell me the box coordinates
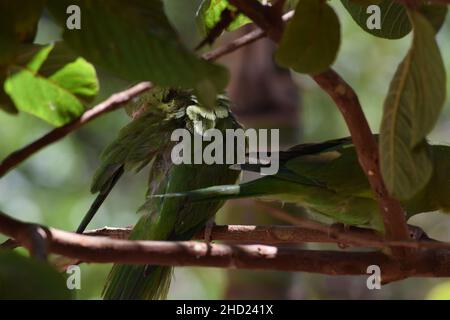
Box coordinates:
[275,0,341,75]
[2,45,55,117]
[0,76,17,114]
[47,0,229,109]
[0,251,72,299]
[0,0,46,114]
[197,0,252,35]
[0,0,44,63]
[4,43,99,126]
[286,0,299,10]
[341,0,411,39]
[380,11,446,200]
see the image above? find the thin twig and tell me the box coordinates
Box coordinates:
[202,10,294,61]
[0,82,153,178]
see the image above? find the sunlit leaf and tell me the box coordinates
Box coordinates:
[197,0,251,35]
[5,43,99,126]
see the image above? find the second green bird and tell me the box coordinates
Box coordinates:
[155,137,450,232]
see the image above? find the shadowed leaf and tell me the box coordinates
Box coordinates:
[380,11,446,200]
[275,0,341,75]
[0,0,45,113]
[341,0,410,39]
[0,251,72,300]
[47,0,229,109]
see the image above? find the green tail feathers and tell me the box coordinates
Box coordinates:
[152,175,314,203]
[152,178,278,203]
[103,264,172,300]
[102,213,174,300]
[153,184,243,201]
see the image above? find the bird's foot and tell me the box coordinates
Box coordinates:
[328,223,350,249]
[328,222,348,238]
[407,224,431,241]
[204,217,216,243]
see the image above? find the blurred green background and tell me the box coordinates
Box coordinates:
[1,0,450,299]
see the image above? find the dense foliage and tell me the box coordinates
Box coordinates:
[0,0,449,299]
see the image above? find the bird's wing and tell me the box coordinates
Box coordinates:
[91,107,178,193]
[238,137,373,198]
[284,142,373,198]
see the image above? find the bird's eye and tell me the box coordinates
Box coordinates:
[162,89,176,103]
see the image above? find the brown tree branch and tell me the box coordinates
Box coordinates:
[202,10,294,61]
[0,211,50,259]
[68,224,447,250]
[1,218,442,253]
[228,0,412,257]
[311,72,411,248]
[39,223,444,272]
[0,82,153,178]
[2,211,450,282]
[0,224,384,250]
[18,223,389,270]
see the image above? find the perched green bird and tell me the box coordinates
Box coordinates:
[84,88,241,299]
[155,137,450,232]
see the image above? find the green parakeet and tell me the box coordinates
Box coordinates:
[155,137,450,232]
[87,88,241,299]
